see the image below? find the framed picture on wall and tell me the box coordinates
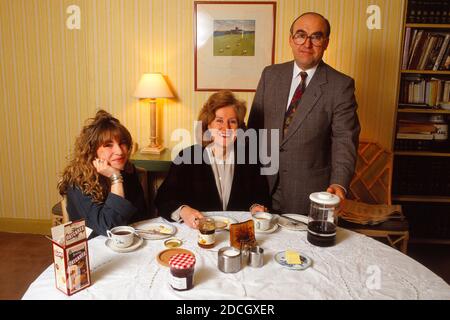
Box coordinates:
[194,1,276,92]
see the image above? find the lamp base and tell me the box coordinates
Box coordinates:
[140,145,165,154]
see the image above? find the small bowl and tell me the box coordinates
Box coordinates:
[164,238,182,248]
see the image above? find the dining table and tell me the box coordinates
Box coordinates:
[22,211,450,300]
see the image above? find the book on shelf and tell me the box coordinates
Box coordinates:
[398,103,430,109]
[397,133,434,140]
[441,46,450,70]
[394,138,434,151]
[425,79,439,106]
[408,30,427,69]
[402,28,412,70]
[443,80,450,101]
[400,78,450,106]
[418,35,436,70]
[397,122,437,134]
[406,30,450,70]
[425,34,444,70]
[433,34,450,70]
[407,0,450,24]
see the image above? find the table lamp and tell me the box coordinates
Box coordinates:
[133,73,174,154]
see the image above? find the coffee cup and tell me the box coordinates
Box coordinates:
[252,212,273,231]
[106,226,136,248]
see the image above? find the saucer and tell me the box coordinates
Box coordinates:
[105,235,143,253]
[277,214,308,231]
[274,251,312,270]
[255,223,279,234]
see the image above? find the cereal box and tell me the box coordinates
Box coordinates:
[49,220,91,296]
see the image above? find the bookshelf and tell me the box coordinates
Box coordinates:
[394,151,450,156]
[401,70,450,74]
[392,0,450,244]
[392,195,450,203]
[398,108,450,114]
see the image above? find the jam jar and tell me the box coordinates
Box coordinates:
[168,253,196,291]
[198,217,216,249]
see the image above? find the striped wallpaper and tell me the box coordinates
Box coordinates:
[0,0,405,223]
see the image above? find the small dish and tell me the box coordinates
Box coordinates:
[157,248,195,267]
[105,235,143,253]
[255,223,279,234]
[164,238,182,248]
[274,251,312,270]
[131,221,176,240]
[277,214,308,231]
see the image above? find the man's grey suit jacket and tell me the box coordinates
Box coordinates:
[248,60,360,214]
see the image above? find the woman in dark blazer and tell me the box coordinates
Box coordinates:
[155,91,270,228]
[58,110,150,237]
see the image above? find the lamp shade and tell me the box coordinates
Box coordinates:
[133,73,174,99]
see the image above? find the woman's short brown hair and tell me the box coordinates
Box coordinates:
[197,90,247,145]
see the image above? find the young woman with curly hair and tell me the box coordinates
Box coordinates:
[58,110,150,236]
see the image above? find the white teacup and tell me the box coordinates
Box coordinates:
[252,212,273,231]
[106,226,136,248]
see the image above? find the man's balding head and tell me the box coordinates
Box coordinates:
[290,12,331,37]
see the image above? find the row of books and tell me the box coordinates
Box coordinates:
[394,138,449,151]
[402,29,450,70]
[397,119,439,140]
[406,0,450,24]
[393,179,450,196]
[399,204,450,239]
[399,76,450,106]
[393,156,450,196]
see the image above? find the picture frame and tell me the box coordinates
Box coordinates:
[194,1,276,92]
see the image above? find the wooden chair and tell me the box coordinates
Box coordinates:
[338,140,410,254]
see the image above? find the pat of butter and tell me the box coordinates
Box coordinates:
[285,250,302,265]
[158,226,172,234]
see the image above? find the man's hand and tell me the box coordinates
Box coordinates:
[180,206,204,229]
[250,204,268,215]
[326,184,346,213]
[326,184,346,201]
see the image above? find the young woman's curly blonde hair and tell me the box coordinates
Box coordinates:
[58,110,132,203]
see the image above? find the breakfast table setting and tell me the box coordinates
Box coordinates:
[22,209,450,300]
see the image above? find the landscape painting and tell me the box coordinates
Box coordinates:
[213,20,255,56]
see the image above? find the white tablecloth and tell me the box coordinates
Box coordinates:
[22,212,450,300]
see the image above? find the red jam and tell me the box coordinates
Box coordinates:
[168,253,196,291]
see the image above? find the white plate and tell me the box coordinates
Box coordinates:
[131,221,176,240]
[105,235,143,253]
[274,251,312,270]
[255,223,279,234]
[277,214,308,231]
[204,215,238,231]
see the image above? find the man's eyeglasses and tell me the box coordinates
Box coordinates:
[291,32,327,46]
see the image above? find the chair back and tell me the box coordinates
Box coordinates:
[348,140,393,205]
[61,195,69,224]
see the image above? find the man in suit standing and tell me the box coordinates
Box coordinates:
[248,12,360,215]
